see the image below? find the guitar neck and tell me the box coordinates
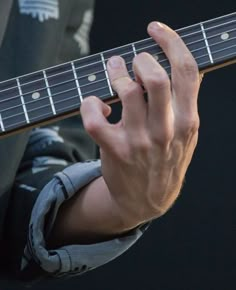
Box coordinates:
[0,12,236,138]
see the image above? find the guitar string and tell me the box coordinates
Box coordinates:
[1,40,236,118]
[0,18,235,95]
[201,12,235,24]
[1,39,236,116]
[0,29,236,109]
[2,17,236,94]
[1,24,236,102]
[3,47,236,132]
[0,15,235,94]
[2,47,236,130]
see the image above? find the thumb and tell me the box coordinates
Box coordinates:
[80,96,113,147]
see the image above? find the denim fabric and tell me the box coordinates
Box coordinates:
[21,160,148,279]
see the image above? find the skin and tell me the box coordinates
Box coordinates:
[48,21,200,247]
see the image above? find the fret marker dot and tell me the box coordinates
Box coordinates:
[32,92,40,100]
[221,32,230,40]
[88,74,96,82]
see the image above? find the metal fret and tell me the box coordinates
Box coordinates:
[200,23,214,64]
[47,63,81,113]
[103,44,136,82]
[43,70,56,115]
[74,54,110,101]
[71,61,83,103]
[202,13,236,67]
[132,43,137,56]
[0,12,235,137]
[100,53,113,97]
[16,78,30,124]
[0,113,5,132]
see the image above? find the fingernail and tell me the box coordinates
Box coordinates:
[108,56,123,68]
[149,21,164,31]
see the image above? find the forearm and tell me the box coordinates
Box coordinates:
[47,176,134,248]
[12,161,148,279]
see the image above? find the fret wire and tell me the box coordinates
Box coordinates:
[200,23,214,64]
[132,43,137,56]
[111,15,236,53]
[0,16,235,95]
[0,20,235,103]
[3,44,236,132]
[43,70,56,115]
[138,26,236,54]
[2,27,235,110]
[5,30,236,111]
[110,17,236,54]
[0,15,235,131]
[1,39,236,119]
[2,83,112,121]
[162,42,236,71]
[202,12,236,25]
[5,104,77,131]
[3,95,78,121]
[0,113,5,132]
[16,78,30,124]
[180,18,236,37]
[100,53,113,97]
[1,13,235,133]
[3,41,236,127]
[0,77,116,115]
[0,68,175,130]
[71,61,83,103]
[0,29,236,111]
[195,49,236,68]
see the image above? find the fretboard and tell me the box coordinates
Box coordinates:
[0,12,236,137]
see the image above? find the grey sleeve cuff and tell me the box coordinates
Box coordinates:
[21,160,149,278]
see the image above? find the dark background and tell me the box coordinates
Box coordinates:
[2,1,236,289]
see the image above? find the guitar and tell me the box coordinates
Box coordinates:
[0,12,235,138]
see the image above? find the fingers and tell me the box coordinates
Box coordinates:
[132,53,173,140]
[81,96,115,149]
[107,56,147,132]
[83,22,200,151]
[147,22,200,116]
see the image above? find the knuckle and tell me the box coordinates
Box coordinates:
[84,119,101,135]
[114,146,132,164]
[145,73,170,91]
[112,78,129,96]
[135,52,150,62]
[152,128,174,147]
[125,132,150,156]
[121,82,142,101]
[111,76,129,89]
[179,115,200,135]
[135,136,152,153]
[181,55,199,79]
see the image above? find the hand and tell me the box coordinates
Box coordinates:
[81,22,200,228]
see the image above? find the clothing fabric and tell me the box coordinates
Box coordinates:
[0,0,148,283]
[0,0,13,46]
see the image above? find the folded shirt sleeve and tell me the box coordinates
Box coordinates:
[21,160,149,280]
